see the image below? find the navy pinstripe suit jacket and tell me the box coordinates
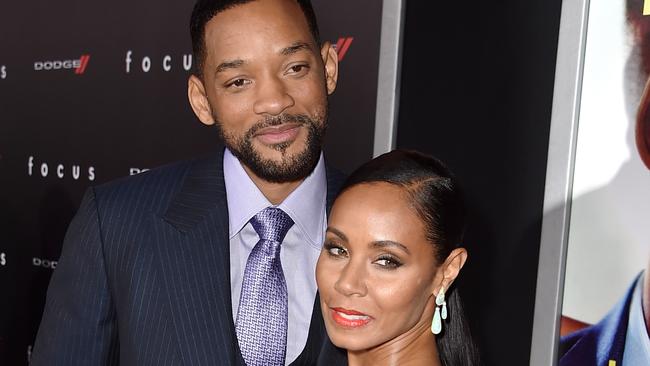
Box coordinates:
[31,149,348,366]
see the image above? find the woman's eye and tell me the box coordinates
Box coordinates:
[324,242,348,258]
[328,246,347,257]
[374,256,402,269]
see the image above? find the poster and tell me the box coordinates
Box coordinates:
[559,0,650,363]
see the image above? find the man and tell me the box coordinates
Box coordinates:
[31,0,347,365]
[559,1,650,364]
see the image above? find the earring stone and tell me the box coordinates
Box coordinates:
[432,306,442,334]
[432,286,446,335]
[436,287,445,306]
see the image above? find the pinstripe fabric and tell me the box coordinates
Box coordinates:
[31,149,348,366]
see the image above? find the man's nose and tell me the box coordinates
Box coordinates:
[253,76,295,116]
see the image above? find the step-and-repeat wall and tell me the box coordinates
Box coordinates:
[0,1,383,364]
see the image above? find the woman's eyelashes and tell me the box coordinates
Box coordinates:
[373,253,403,269]
[324,241,348,258]
[324,240,404,269]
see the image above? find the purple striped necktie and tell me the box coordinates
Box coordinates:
[236,207,293,366]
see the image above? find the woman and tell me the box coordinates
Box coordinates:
[316,150,480,366]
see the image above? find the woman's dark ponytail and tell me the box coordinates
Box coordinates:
[437,289,480,366]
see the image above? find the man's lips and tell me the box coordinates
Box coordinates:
[253,123,302,145]
[330,307,373,328]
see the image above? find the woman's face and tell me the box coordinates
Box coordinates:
[316,182,440,351]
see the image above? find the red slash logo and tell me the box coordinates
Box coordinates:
[335,37,354,61]
[34,54,92,74]
[75,54,90,74]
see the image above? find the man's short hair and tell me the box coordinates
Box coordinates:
[627,0,650,77]
[190,0,321,77]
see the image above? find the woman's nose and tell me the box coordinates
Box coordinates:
[333,260,368,297]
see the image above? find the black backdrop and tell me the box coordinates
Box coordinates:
[397,0,562,365]
[0,0,383,364]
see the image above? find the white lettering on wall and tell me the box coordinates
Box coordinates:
[27,156,96,181]
[124,51,193,73]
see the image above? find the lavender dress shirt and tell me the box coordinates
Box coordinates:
[223,148,327,365]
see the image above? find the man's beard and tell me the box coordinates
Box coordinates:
[216,111,327,183]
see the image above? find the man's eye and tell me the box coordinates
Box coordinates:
[288,64,309,75]
[227,78,250,88]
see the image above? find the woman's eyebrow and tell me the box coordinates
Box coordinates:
[370,240,410,254]
[326,227,348,241]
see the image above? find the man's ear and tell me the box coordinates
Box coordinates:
[320,41,339,95]
[636,77,650,170]
[188,75,216,126]
[433,248,468,294]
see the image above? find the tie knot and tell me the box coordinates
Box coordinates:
[250,207,294,243]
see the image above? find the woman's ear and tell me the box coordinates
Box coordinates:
[434,248,468,294]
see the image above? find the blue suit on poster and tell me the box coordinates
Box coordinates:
[558,277,638,366]
[31,149,347,366]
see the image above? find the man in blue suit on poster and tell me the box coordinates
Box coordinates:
[31,0,348,365]
[559,2,650,364]
[559,92,650,364]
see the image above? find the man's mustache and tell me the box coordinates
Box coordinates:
[246,114,314,137]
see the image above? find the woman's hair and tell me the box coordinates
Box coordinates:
[339,149,481,366]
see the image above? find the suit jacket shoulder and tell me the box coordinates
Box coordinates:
[559,276,638,366]
[93,152,222,217]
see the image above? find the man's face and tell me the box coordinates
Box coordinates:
[188,0,338,183]
[636,77,650,170]
[627,6,650,170]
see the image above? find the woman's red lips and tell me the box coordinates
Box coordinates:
[332,307,367,316]
[330,307,372,328]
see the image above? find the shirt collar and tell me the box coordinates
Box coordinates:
[623,274,650,364]
[223,148,327,248]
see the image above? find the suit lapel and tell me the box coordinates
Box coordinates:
[595,278,636,365]
[560,276,637,366]
[152,150,243,366]
[325,164,346,217]
[290,293,347,366]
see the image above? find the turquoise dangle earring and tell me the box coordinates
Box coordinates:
[431,286,447,335]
